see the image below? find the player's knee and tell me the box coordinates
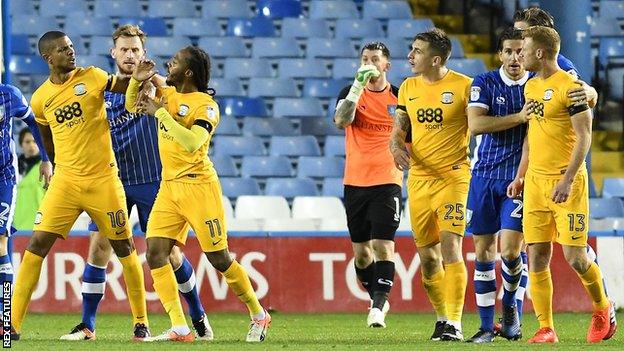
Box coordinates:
[371,241,394,261]
[501,246,521,262]
[26,231,57,257]
[419,255,441,275]
[168,247,184,270]
[109,239,135,259]
[146,246,169,269]
[563,249,591,273]
[205,250,233,272]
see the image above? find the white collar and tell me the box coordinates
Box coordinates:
[498,66,529,86]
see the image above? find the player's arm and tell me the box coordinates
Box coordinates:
[507,135,528,198]
[467,100,534,135]
[389,108,411,171]
[125,60,158,112]
[333,65,380,129]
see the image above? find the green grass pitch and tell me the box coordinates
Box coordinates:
[10,312,623,350]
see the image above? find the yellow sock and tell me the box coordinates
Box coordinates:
[223,260,263,316]
[151,264,187,327]
[443,261,467,323]
[421,268,447,319]
[119,250,148,326]
[11,251,43,332]
[578,262,609,310]
[530,269,554,328]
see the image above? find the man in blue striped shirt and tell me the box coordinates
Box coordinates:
[60,25,212,341]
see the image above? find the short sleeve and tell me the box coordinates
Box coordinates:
[7,85,31,119]
[193,100,220,133]
[29,91,47,125]
[467,74,491,111]
[89,66,115,92]
[396,79,408,112]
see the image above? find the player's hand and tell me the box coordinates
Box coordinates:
[136,95,164,116]
[551,178,573,203]
[518,99,537,123]
[567,80,596,104]
[39,161,53,189]
[132,59,156,82]
[390,146,410,171]
[355,64,381,87]
[507,177,524,198]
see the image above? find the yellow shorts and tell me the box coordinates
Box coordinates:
[407,169,470,247]
[523,171,589,247]
[33,173,131,240]
[146,179,228,252]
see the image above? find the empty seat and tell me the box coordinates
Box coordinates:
[213,136,267,156]
[322,177,343,197]
[198,37,248,58]
[227,17,277,37]
[218,97,269,117]
[589,218,617,235]
[602,178,624,198]
[242,117,299,136]
[248,78,298,98]
[40,0,87,17]
[72,211,93,231]
[591,18,623,37]
[589,197,624,218]
[211,154,238,176]
[319,217,348,231]
[202,0,251,18]
[450,37,465,58]
[281,18,331,38]
[76,55,112,70]
[599,37,624,66]
[227,218,263,231]
[324,135,345,156]
[145,36,192,57]
[11,15,60,36]
[265,177,319,197]
[65,15,113,37]
[300,117,344,136]
[270,135,321,156]
[607,66,624,101]
[94,0,141,17]
[263,218,317,231]
[241,156,294,177]
[332,59,360,79]
[210,78,245,97]
[222,196,234,219]
[10,0,35,15]
[279,59,330,78]
[273,98,324,118]
[224,58,273,78]
[220,177,261,197]
[361,37,410,59]
[147,0,199,18]
[303,78,349,98]
[307,38,357,58]
[118,17,168,37]
[89,36,115,56]
[252,37,302,58]
[447,58,487,77]
[599,1,624,19]
[310,0,359,19]
[298,157,345,178]
[9,55,49,75]
[173,18,222,37]
[387,60,414,83]
[235,195,291,219]
[335,19,384,39]
[214,117,241,136]
[11,35,32,55]
[387,19,435,39]
[257,0,302,19]
[292,196,346,220]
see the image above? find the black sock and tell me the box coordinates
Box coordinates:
[355,261,375,299]
[372,260,395,310]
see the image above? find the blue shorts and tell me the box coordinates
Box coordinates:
[88,181,160,234]
[466,175,523,235]
[0,183,16,237]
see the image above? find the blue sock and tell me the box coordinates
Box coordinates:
[0,254,14,314]
[174,257,205,322]
[516,251,528,321]
[474,260,496,331]
[81,263,106,331]
[586,244,609,296]
[501,255,522,308]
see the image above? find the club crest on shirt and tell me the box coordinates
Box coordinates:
[207,106,217,121]
[105,101,112,108]
[470,87,480,101]
[496,96,506,105]
[178,104,190,117]
[543,89,554,101]
[441,92,454,104]
[34,211,43,225]
[73,83,86,96]
[0,105,4,122]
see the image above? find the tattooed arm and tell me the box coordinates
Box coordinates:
[389,109,411,171]
[333,98,356,129]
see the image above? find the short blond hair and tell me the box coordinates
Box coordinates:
[522,26,560,60]
[112,24,146,46]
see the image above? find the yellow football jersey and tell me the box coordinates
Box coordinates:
[397,70,472,178]
[31,66,118,178]
[525,70,588,177]
[157,86,219,182]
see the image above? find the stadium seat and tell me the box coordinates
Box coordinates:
[278,59,330,78]
[386,19,435,39]
[303,78,349,98]
[173,18,222,37]
[590,18,623,37]
[335,19,384,39]
[300,117,344,136]
[606,66,624,101]
[257,0,302,19]
[307,38,358,58]
[64,15,114,37]
[213,136,267,156]
[118,17,168,37]
[265,177,319,197]
[599,1,624,19]
[94,0,142,17]
[324,135,345,157]
[281,18,331,38]
[450,37,465,58]
[227,218,263,231]
[76,55,112,70]
[198,37,248,58]
[11,15,60,36]
[10,0,35,15]
[72,212,92,231]
[11,35,32,55]
[241,156,294,177]
[332,59,359,79]
[242,117,300,136]
[292,196,346,220]
[40,0,87,17]
[145,36,192,58]
[589,218,617,236]
[271,136,321,157]
[211,154,239,177]
[602,178,624,198]
[218,97,269,117]
[273,98,324,118]
[361,37,410,60]
[309,0,359,19]
[263,218,317,231]
[599,37,624,66]
[248,78,299,98]
[322,177,343,197]
[614,218,624,236]
[589,197,624,218]
[447,58,488,76]
[235,196,291,220]
[9,55,49,75]
[221,177,262,197]
[297,157,345,178]
[222,196,235,219]
[227,17,277,37]
[202,0,251,19]
[214,117,241,136]
[362,0,413,19]
[319,217,349,231]
[210,78,245,97]
[147,0,199,18]
[386,60,414,83]
[252,38,302,58]
[89,36,115,56]
[224,58,273,78]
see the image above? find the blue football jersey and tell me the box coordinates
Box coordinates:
[557,54,580,79]
[105,91,161,185]
[0,85,33,185]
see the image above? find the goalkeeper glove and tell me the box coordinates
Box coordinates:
[345,64,380,103]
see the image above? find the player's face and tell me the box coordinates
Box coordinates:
[165,49,189,87]
[514,21,529,30]
[408,40,435,74]
[361,49,389,83]
[48,36,76,72]
[499,39,525,79]
[519,37,538,71]
[20,132,39,157]
[111,36,145,75]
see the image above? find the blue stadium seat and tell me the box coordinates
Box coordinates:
[257,0,302,19]
[270,136,321,156]
[307,38,358,58]
[147,0,199,18]
[591,18,623,37]
[173,18,222,37]
[248,78,298,98]
[89,36,114,56]
[220,177,261,197]
[599,1,624,19]
[281,18,331,38]
[215,117,241,136]
[9,55,49,75]
[11,35,32,55]
[589,197,624,218]
[252,38,302,58]
[602,178,624,198]
[224,58,273,78]
[450,37,465,58]
[279,59,330,78]
[607,66,624,101]
[10,0,35,15]
[40,0,88,17]
[213,136,267,156]
[273,98,324,118]
[210,78,244,97]
[65,14,114,37]
[310,0,359,19]
[241,156,294,177]
[335,19,384,39]
[265,178,319,197]
[227,17,277,37]
[324,135,345,156]
[218,97,269,117]
[94,0,142,17]
[387,19,436,39]
[298,156,345,178]
[447,58,488,76]
[599,37,624,66]
[76,55,112,70]
[303,78,349,98]
[242,117,300,136]
[332,59,359,79]
[387,60,414,83]
[11,15,60,36]
[362,0,413,19]
[118,17,168,37]
[211,154,239,176]
[361,37,410,59]
[202,0,251,18]
[198,37,248,58]
[300,117,344,136]
[29,75,49,91]
[322,177,343,197]
[145,36,193,57]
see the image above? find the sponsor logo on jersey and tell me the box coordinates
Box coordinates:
[178,104,189,117]
[441,92,454,104]
[73,83,87,96]
[543,89,554,101]
[470,87,480,101]
[34,212,43,225]
[496,96,506,105]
